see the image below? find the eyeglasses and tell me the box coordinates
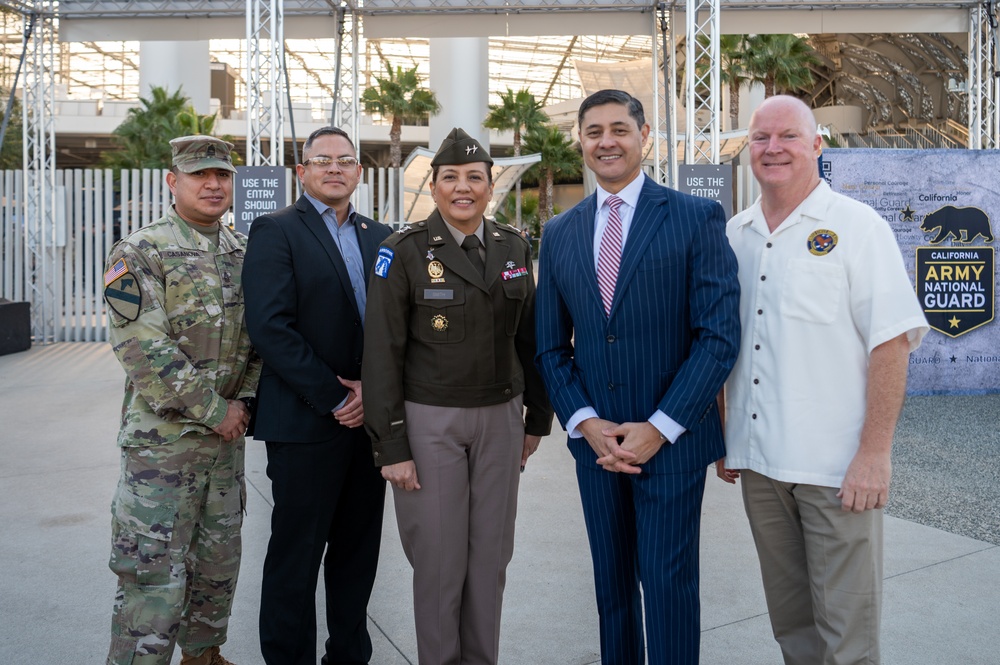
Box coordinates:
[302,156,359,169]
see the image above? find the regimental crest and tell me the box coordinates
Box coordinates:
[807,230,838,256]
[104,272,142,321]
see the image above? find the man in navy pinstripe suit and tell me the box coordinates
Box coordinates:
[535,89,740,664]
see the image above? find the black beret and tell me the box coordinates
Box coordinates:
[430,127,494,167]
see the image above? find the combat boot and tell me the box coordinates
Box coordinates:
[179,646,236,665]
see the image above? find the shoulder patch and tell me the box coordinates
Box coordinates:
[374,247,395,278]
[104,271,142,321]
[104,258,129,286]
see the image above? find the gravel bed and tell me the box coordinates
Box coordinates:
[888,394,1000,546]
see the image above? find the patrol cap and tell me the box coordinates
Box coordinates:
[169,135,237,174]
[430,127,494,167]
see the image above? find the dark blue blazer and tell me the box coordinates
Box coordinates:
[244,195,392,443]
[535,175,740,472]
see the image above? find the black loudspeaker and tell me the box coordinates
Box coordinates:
[0,299,31,356]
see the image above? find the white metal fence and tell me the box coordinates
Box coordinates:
[0,168,171,343]
[0,165,760,345]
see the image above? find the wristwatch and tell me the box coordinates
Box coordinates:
[238,396,257,412]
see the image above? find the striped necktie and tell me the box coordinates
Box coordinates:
[597,195,623,316]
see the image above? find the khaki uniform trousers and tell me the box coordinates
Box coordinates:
[393,398,524,665]
[108,433,245,665]
[741,469,883,665]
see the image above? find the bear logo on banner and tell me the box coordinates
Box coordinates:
[920,205,995,244]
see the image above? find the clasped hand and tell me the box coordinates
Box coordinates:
[579,418,666,474]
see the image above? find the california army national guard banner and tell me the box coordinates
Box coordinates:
[822,148,1000,395]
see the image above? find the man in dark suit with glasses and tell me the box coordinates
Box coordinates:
[243,126,392,665]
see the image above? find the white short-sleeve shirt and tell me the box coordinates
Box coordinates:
[724,180,929,488]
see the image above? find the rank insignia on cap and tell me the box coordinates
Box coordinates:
[375,247,394,278]
[428,260,445,279]
[431,314,449,332]
[807,230,838,256]
[104,271,142,321]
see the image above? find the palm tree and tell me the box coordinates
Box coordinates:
[522,124,581,225]
[361,65,440,169]
[361,66,439,222]
[742,34,820,98]
[100,86,221,169]
[493,190,539,234]
[0,86,23,169]
[719,35,750,127]
[483,89,549,226]
[695,34,750,129]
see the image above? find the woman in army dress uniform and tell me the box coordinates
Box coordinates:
[362,127,552,665]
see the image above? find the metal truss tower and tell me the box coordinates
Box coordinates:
[684,0,720,165]
[22,1,57,343]
[246,0,285,166]
[332,3,360,145]
[653,3,678,188]
[969,1,1000,149]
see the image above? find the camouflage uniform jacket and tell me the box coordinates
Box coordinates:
[105,206,261,447]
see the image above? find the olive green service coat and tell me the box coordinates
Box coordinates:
[362,210,552,466]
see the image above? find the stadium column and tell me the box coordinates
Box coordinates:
[428,37,491,153]
[139,41,212,115]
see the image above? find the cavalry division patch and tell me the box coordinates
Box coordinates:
[104,271,142,321]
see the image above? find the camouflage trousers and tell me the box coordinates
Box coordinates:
[107,433,246,665]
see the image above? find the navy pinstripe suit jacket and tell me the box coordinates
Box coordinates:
[535,175,740,473]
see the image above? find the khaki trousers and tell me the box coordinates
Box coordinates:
[393,398,524,665]
[741,469,883,665]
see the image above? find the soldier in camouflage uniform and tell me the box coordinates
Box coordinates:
[102,136,261,665]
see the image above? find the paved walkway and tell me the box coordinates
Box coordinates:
[0,343,996,663]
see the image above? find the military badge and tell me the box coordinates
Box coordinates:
[502,266,528,281]
[426,250,435,261]
[375,247,394,278]
[505,261,516,270]
[104,270,142,321]
[397,225,411,234]
[807,230,838,256]
[432,235,443,242]
[428,260,445,279]
[431,314,449,332]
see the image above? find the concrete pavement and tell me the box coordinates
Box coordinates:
[0,343,996,663]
